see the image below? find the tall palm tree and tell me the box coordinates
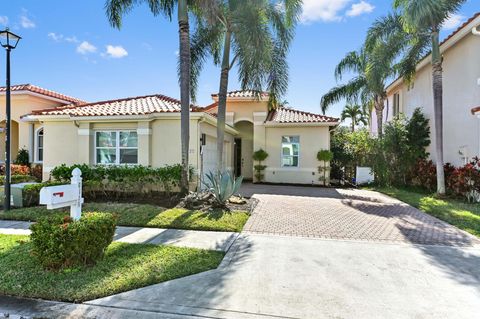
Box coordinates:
[341,104,368,132]
[393,0,466,195]
[105,0,192,194]
[190,0,301,173]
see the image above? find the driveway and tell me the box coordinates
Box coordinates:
[87,184,480,319]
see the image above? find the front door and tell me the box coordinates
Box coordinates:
[234,138,242,177]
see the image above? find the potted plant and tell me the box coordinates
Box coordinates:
[253,149,269,183]
[317,150,333,186]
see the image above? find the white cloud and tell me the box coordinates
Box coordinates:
[65,36,79,43]
[48,32,63,41]
[0,16,8,26]
[442,14,465,30]
[20,15,35,28]
[301,0,351,23]
[346,1,375,17]
[105,45,128,58]
[76,41,97,54]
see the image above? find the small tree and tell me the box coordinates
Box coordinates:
[317,150,334,186]
[15,148,30,167]
[253,149,269,183]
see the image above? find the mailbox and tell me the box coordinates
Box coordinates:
[40,184,81,209]
[39,168,84,220]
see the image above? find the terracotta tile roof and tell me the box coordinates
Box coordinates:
[31,94,197,117]
[266,107,339,124]
[0,84,86,104]
[471,106,480,115]
[211,90,269,99]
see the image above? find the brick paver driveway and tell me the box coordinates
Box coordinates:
[241,184,479,247]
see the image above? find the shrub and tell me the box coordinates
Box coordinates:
[14,148,30,166]
[411,159,437,191]
[30,164,43,181]
[317,150,333,186]
[22,181,64,207]
[30,212,117,270]
[0,164,30,176]
[252,149,269,183]
[50,164,192,198]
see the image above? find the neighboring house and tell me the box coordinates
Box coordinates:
[22,90,339,185]
[0,84,85,164]
[371,12,480,167]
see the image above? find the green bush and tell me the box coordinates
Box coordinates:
[50,164,193,197]
[0,174,36,186]
[14,148,30,166]
[252,149,269,183]
[30,212,117,270]
[22,181,63,207]
[317,150,334,185]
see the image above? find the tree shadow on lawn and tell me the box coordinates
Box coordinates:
[341,198,480,292]
[0,235,224,303]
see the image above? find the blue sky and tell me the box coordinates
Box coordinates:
[1,0,478,118]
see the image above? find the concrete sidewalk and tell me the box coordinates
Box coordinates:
[0,220,238,252]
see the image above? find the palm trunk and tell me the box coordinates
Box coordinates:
[216,30,232,174]
[375,96,384,138]
[178,0,190,195]
[431,28,446,195]
[351,118,355,132]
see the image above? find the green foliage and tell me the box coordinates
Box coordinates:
[0,174,36,186]
[50,164,193,198]
[30,212,117,270]
[406,108,430,160]
[317,150,334,162]
[0,234,224,302]
[204,171,243,206]
[14,148,30,166]
[252,149,269,162]
[253,149,269,183]
[1,203,250,232]
[317,150,334,186]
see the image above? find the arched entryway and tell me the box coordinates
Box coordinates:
[233,120,253,180]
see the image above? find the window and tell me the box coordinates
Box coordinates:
[36,127,44,163]
[393,93,400,117]
[95,131,138,165]
[281,136,299,167]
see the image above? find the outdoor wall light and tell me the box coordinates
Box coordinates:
[0,28,21,50]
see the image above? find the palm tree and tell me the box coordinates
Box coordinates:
[320,49,388,137]
[105,0,192,194]
[341,104,368,132]
[393,0,466,195]
[190,0,301,173]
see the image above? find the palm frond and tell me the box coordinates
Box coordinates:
[320,77,368,114]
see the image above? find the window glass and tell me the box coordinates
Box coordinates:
[37,128,44,162]
[96,131,138,165]
[281,136,300,167]
[96,132,116,148]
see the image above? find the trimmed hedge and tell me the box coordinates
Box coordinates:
[30,212,117,270]
[0,174,37,186]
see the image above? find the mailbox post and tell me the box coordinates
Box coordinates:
[40,168,84,221]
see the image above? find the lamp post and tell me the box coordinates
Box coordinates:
[0,28,21,211]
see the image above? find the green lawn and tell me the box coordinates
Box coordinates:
[371,186,480,238]
[0,234,224,302]
[0,202,249,232]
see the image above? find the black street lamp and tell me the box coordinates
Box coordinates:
[0,28,21,211]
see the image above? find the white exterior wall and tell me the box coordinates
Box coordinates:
[376,28,480,167]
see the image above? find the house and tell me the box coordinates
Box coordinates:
[0,84,85,164]
[20,89,339,185]
[371,12,480,167]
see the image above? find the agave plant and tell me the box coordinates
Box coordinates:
[204,171,243,206]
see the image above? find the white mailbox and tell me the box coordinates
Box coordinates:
[39,168,84,220]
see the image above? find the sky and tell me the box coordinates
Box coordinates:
[1,0,478,118]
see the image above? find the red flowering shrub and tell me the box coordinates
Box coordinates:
[30,164,43,181]
[411,159,437,191]
[0,164,30,176]
[447,158,480,200]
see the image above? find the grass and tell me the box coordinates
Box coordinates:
[370,186,480,238]
[0,202,249,232]
[0,234,224,302]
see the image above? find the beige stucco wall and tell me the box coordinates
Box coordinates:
[0,94,64,163]
[374,31,480,167]
[262,125,331,185]
[40,115,235,185]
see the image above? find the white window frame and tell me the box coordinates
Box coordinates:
[94,130,138,165]
[34,127,44,163]
[281,136,300,168]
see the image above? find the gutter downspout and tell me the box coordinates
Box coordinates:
[198,117,207,191]
[473,26,480,159]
